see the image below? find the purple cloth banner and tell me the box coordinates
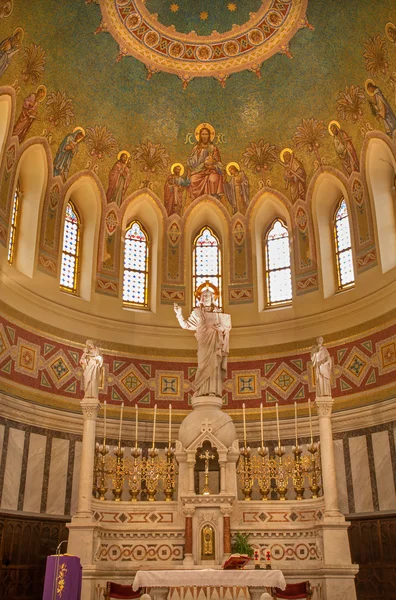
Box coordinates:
[42,555,82,600]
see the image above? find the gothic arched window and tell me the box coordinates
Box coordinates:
[264,219,292,306]
[334,198,355,289]
[7,180,21,264]
[123,220,149,308]
[193,226,221,307]
[60,201,81,293]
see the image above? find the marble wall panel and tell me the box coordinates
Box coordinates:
[23,433,46,513]
[46,437,69,515]
[70,440,82,516]
[372,430,396,511]
[334,439,349,515]
[349,435,373,513]
[1,427,25,510]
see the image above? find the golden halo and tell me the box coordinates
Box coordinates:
[13,27,24,42]
[195,280,220,300]
[73,126,86,137]
[365,79,376,96]
[385,22,396,41]
[226,161,240,176]
[171,162,184,176]
[3,1,13,18]
[35,85,47,102]
[280,147,293,163]
[194,122,215,142]
[328,120,341,136]
[117,150,130,161]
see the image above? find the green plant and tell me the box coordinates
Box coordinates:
[231,532,254,557]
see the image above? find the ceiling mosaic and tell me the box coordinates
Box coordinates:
[99,0,310,84]
[0,0,395,216]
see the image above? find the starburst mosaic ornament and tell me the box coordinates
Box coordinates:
[96,0,311,87]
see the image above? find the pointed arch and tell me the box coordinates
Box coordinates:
[192,225,222,307]
[333,197,355,290]
[122,220,149,308]
[264,218,292,306]
[250,191,293,311]
[311,172,356,298]
[121,191,163,312]
[59,200,81,293]
[9,143,48,277]
[365,136,396,273]
[60,175,102,301]
[184,198,229,309]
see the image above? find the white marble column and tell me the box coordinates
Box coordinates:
[315,397,341,517]
[74,397,100,519]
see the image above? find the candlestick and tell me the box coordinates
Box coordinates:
[135,404,138,449]
[276,403,281,446]
[260,402,264,448]
[168,404,172,447]
[152,404,157,449]
[103,400,107,446]
[242,403,247,447]
[294,401,298,445]
[308,399,313,444]
[118,402,124,448]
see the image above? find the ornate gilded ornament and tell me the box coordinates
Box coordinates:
[98,0,310,86]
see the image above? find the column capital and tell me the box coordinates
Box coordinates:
[80,398,101,420]
[220,504,233,517]
[183,507,195,517]
[315,397,334,417]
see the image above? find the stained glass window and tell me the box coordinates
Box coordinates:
[265,219,292,306]
[123,220,149,308]
[334,198,354,289]
[193,226,221,307]
[7,181,21,264]
[60,201,80,293]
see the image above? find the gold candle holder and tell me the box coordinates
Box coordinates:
[163,446,177,501]
[128,446,142,502]
[257,446,271,501]
[307,441,321,498]
[97,443,110,501]
[112,446,125,502]
[238,446,253,500]
[144,447,159,502]
[292,444,305,500]
[275,445,288,500]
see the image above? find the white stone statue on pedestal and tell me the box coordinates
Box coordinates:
[311,336,332,397]
[174,283,231,397]
[80,339,103,399]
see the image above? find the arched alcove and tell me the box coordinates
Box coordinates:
[311,173,355,298]
[121,192,163,313]
[250,192,293,312]
[0,93,12,165]
[11,143,48,278]
[184,198,229,309]
[60,176,101,301]
[365,137,396,273]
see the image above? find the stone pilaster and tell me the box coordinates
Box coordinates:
[315,396,341,517]
[74,397,101,519]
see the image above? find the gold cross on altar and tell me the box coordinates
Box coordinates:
[199,449,215,495]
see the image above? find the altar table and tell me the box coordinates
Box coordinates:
[133,569,286,600]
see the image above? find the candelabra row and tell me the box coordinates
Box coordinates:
[237,442,321,501]
[238,400,321,500]
[93,444,178,502]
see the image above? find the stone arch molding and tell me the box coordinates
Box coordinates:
[98,0,311,85]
